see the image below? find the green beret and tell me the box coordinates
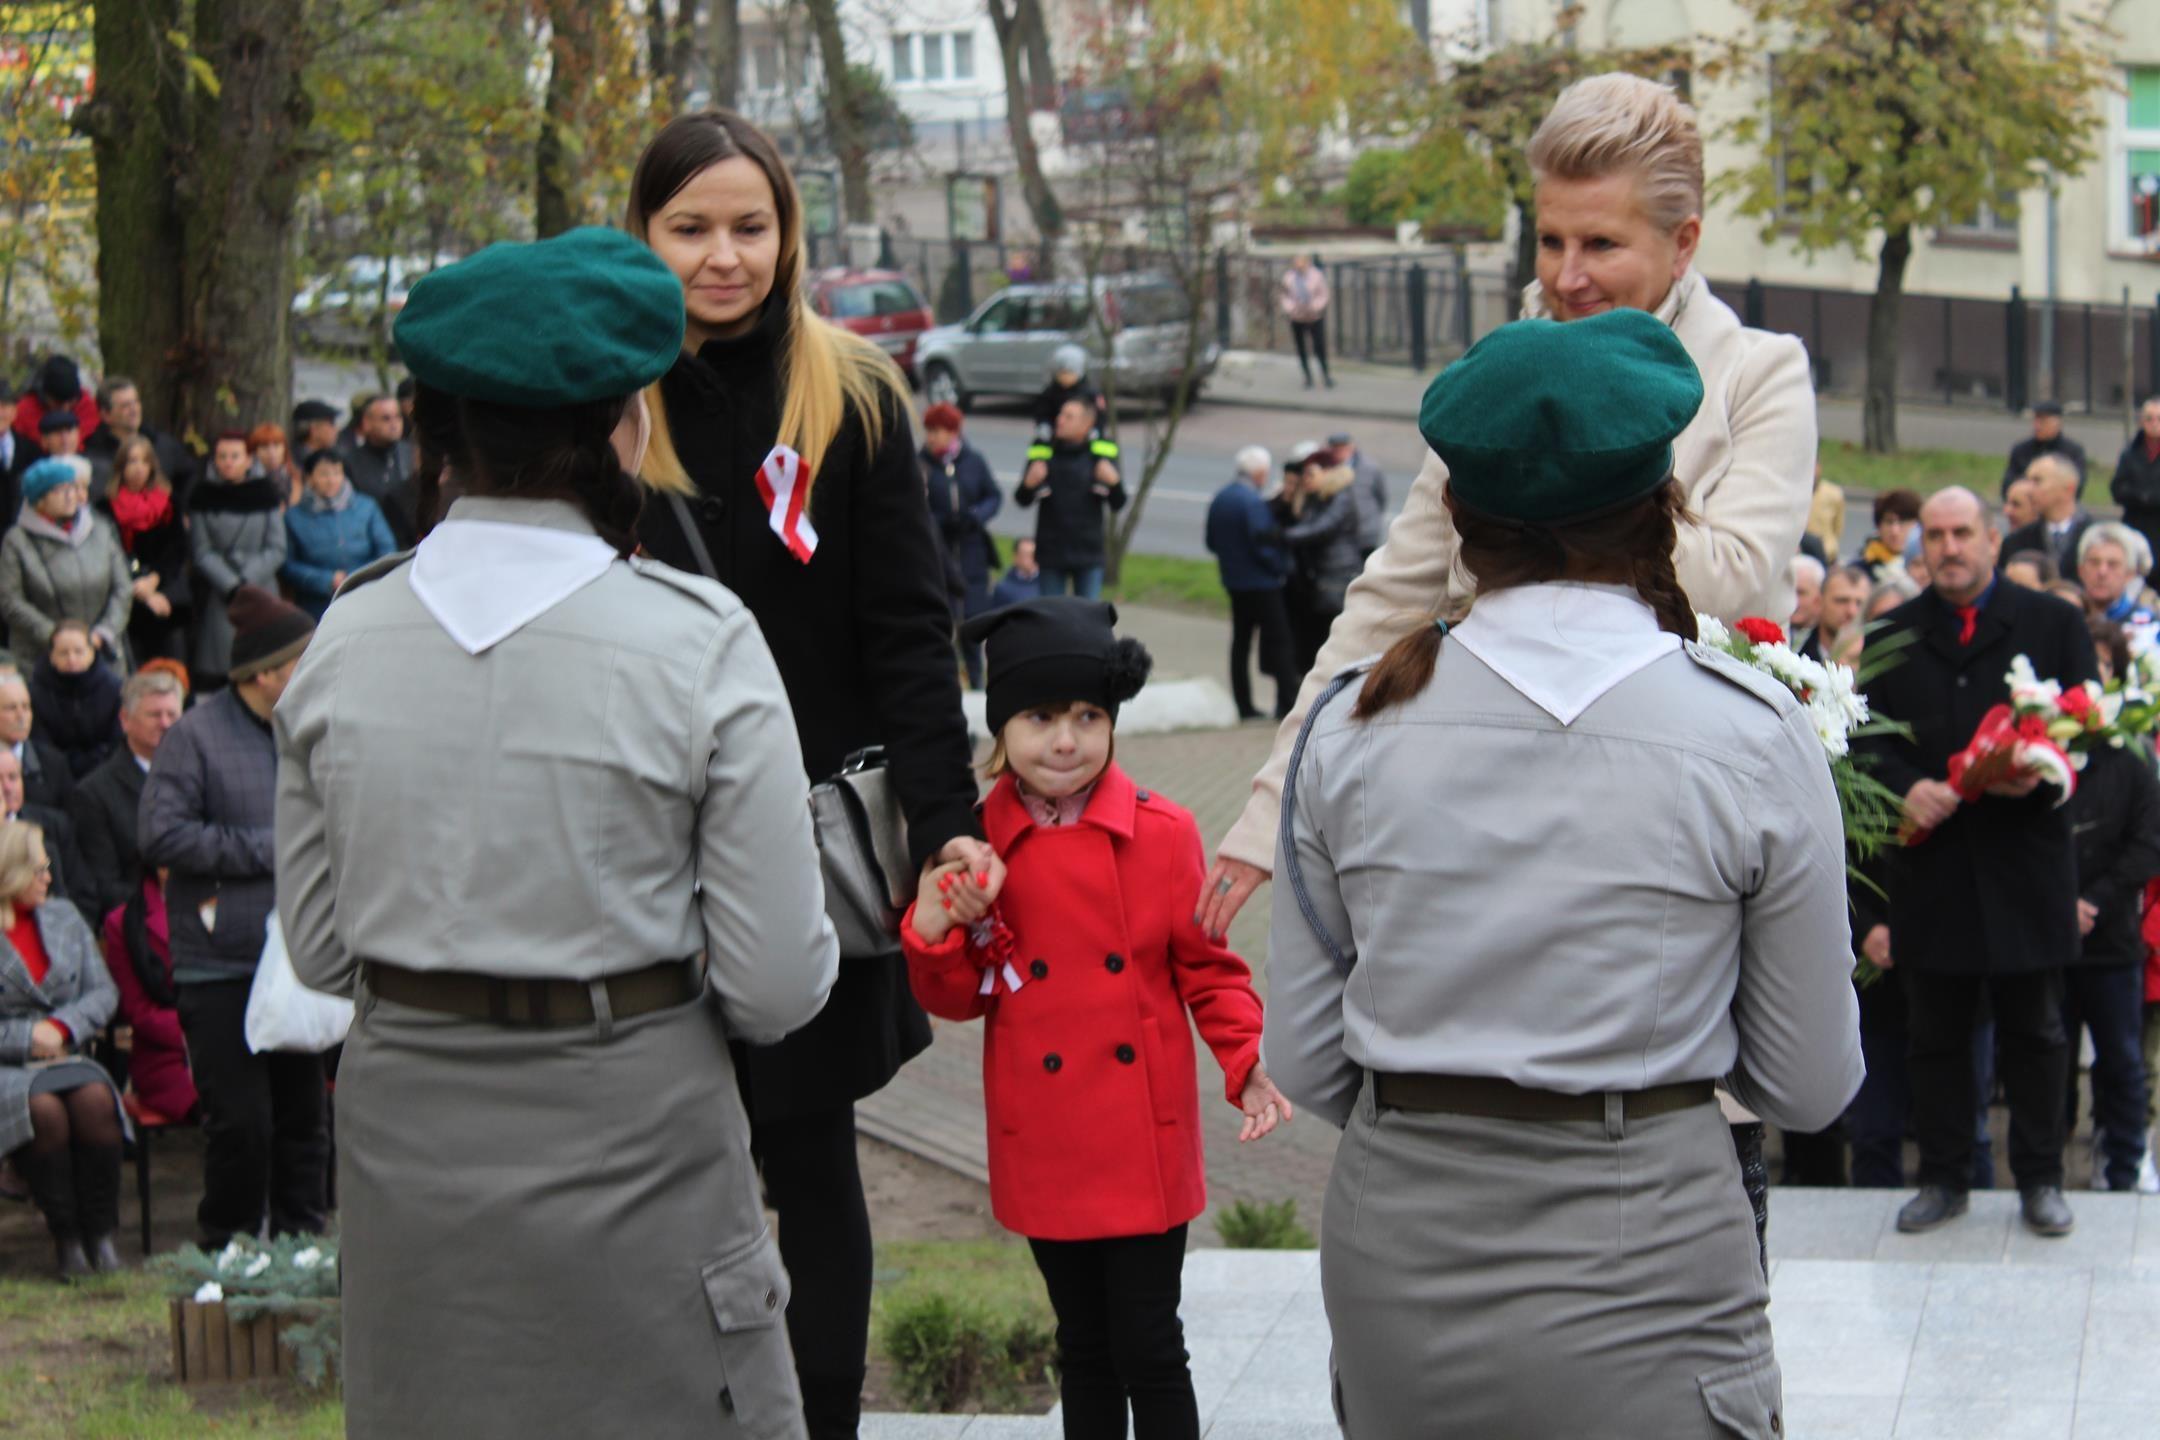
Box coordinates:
[1418,308,1704,525]
[392,227,685,408]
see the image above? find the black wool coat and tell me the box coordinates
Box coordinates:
[2068,742,2160,969]
[2110,438,2160,569]
[28,658,121,779]
[635,300,978,1122]
[69,745,146,930]
[1012,442,1125,573]
[1858,580,2101,975]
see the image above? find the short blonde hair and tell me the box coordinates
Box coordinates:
[1527,73,1704,233]
[0,820,49,930]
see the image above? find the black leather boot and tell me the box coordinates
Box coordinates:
[20,1149,88,1280]
[75,1144,125,1271]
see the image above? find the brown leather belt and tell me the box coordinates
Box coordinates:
[362,958,702,1028]
[1374,1072,1716,1122]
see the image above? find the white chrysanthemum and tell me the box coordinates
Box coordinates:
[2005,654,2062,713]
[1695,614,1731,650]
[216,1241,246,1272]
[243,1253,272,1278]
[194,1281,223,1304]
[292,1247,323,1271]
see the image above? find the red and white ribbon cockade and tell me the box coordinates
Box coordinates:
[755,444,819,564]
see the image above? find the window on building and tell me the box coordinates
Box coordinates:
[2121,65,2160,254]
[952,31,975,81]
[891,34,915,84]
[1942,185,2020,242]
[923,32,946,82]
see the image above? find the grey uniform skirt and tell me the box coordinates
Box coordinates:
[337,976,807,1440]
[1322,1076,1784,1440]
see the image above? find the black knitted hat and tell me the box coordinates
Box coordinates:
[226,586,315,682]
[962,597,1153,738]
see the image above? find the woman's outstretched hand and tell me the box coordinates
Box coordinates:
[1237,1065,1293,1142]
[1197,857,1267,943]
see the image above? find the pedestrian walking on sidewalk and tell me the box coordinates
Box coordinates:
[1207,446,1296,720]
[1268,310,1860,1440]
[1280,254,1333,389]
[905,597,1290,1440]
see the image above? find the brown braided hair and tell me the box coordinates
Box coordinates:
[1355,480,1697,719]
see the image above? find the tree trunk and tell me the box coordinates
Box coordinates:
[988,0,1062,273]
[1016,0,1057,111]
[78,0,187,429]
[536,0,596,239]
[179,0,309,438]
[1864,224,1912,454]
[802,0,871,224]
[707,0,740,108]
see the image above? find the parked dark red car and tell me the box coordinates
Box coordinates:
[808,268,935,380]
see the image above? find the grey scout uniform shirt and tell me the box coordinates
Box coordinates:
[1265,599,1865,1134]
[274,497,838,1045]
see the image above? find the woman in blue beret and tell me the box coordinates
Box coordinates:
[1266,311,1861,1439]
[626,110,995,1437]
[0,457,133,670]
[274,227,839,1438]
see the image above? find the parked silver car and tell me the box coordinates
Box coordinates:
[914,275,1220,411]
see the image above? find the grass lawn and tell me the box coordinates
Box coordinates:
[1111,552,1230,616]
[1823,440,2003,499]
[0,1237,1054,1431]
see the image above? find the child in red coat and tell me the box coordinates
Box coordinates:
[904,597,1289,1440]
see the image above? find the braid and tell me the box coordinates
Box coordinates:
[1355,620,1448,719]
[1630,486,1699,641]
[563,426,646,559]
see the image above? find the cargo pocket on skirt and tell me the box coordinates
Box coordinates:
[701,1233,807,1439]
[1698,1350,1785,1439]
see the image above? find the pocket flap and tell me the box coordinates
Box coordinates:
[700,1234,791,1334]
[1698,1350,1784,1438]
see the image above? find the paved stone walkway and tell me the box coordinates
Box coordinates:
[864,1191,2160,1439]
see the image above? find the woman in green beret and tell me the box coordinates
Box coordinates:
[275,226,838,1439]
[1265,310,1861,1439]
[624,110,994,1437]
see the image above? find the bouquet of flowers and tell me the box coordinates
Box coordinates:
[1906,655,2125,846]
[2108,645,2160,743]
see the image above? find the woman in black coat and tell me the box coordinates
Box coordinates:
[2063,618,2160,1190]
[100,436,190,666]
[627,110,991,1439]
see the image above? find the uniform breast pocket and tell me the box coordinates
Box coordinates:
[699,1233,804,1438]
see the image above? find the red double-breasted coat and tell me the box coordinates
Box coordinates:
[902,763,1264,1241]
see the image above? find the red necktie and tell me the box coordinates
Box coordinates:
[1953,604,1979,645]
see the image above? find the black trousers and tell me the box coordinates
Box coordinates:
[753,1103,872,1440]
[1903,967,2067,1191]
[2061,963,2150,1190]
[1290,319,1331,383]
[174,978,330,1245]
[1228,588,1298,719]
[1028,1225,1198,1440]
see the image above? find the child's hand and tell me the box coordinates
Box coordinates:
[1237,1065,1294,1142]
[909,860,994,946]
[1093,459,1120,488]
[1022,460,1049,489]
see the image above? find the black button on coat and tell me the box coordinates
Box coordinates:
[635,299,980,1122]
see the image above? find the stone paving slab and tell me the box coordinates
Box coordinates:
[865,1193,2159,1439]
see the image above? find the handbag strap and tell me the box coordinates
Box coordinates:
[1276,667,1363,979]
[665,492,719,581]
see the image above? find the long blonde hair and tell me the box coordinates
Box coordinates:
[0,821,49,930]
[626,111,905,500]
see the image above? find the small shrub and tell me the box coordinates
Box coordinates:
[881,1293,1058,1412]
[1215,1197,1314,1249]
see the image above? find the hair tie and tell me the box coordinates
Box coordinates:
[1432,618,1451,637]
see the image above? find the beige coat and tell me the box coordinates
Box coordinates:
[1219,269,1818,872]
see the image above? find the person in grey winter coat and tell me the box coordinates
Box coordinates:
[1274,448,1362,674]
[186,433,287,687]
[0,459,133,666]
[1327,431,1389,555]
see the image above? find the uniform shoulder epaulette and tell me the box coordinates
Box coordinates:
[626,554,747,621]
[335,549,414,596]
[1683,640,1797,713]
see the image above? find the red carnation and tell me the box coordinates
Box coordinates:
[2059,686,2097,720]
[1734,617,1786,646]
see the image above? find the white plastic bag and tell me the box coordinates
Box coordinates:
[243,915,353,1054]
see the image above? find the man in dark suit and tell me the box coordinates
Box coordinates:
[0,675,74,813]
[1788,553,1827,660]
[70,669,184,925]
[2001,453,2094,576]
[2002,400,2088,499]
[1860,487,2099,1240]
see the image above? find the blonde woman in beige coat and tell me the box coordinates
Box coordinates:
[1204,72,1820,933]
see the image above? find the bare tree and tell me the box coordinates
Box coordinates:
[987,0,1064,274]
[707,0,741,107]
[802,0,871,222]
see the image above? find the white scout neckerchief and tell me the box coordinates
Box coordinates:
[755,444,818,563]
[1449,581,1680,725]
[410,520,618,656]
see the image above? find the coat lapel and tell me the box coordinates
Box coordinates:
[0,927,45,1009]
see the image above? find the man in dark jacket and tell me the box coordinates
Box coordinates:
[1207,446,1296,720]
[0,674,74,813]
[82,377,198,504]
[2001,453,2094,577]
[2002,400,2088,499]
[140,587,327,1246]
[989,538,1042,609]
[1014,396,1125,599]
[920,402,1002,686]
[2110,395,2160,579]
[1859,487,2099,1239]
[338,394,415,548]
[70,669,183,926]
